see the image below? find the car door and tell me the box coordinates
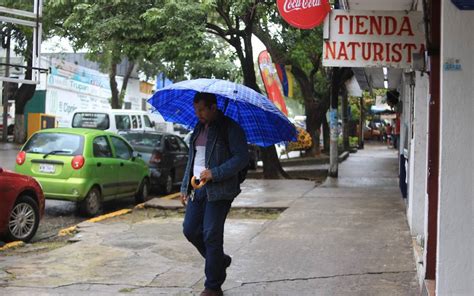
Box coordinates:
[110,136,141,196]
[90,136,118,199]
[175,136,190,181]
[163,136,181,181]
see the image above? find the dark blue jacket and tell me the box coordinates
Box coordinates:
[180,113,249,201]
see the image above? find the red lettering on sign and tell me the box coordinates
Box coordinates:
[361,42,371,60]
[325,41,337,59]
[335,15,349,34]
[325,41,425,65]
[369,16,382,35]
[347,42,360,60]
[391,43,403,62]
[403,43,417,63]
[385,43,391,62]
[356,16,369,35]
[373,43,384,61]
[338,42,348,60]
[398,16,414,36]
[385,16,397,35]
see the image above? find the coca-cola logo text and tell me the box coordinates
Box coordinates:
[283,0,322,13]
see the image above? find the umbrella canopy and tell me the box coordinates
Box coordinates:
[148,79,297,147]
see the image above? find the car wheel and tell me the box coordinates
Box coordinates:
[79,187,102,217]
[135,178,150,203]
[6,195,40,242]
[162,174,174,195]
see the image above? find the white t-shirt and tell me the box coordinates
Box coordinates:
[193,146,206,179]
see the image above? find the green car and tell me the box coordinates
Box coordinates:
[15,128,150,216]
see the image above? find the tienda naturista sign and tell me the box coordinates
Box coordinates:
[323,10,426,68]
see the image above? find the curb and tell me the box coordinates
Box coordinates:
[0,241,25,251]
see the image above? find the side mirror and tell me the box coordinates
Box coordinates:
[131,151,142,161]
[151,121,156,128]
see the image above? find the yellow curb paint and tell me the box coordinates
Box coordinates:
[134,203,145,209]
[86,209,132,223]
[162,192,180,200]
[58,226,78,237]
[0,241,25,251]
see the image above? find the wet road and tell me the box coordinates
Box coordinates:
[31,193,165,243]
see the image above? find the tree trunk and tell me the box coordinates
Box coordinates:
[341,86,349,151]
[14,45,37,144]
[291,66,324,157]
[109,62,120,109]
[118,61,135,103]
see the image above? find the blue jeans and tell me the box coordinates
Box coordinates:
[182,188,232,290]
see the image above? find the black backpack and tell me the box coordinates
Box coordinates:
[218,118,248,184]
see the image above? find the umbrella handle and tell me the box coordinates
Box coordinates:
[191,176,207,189]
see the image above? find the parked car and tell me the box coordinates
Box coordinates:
[71,109,158,133]
[248,144,260,170]
[0,113,14,135]
[120,131,189,194]
[0,167,45,242]
[15,128,150,216]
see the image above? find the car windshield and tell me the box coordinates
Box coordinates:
[121,133,162,147]
[23,133,84,155]
[72,112,110,130]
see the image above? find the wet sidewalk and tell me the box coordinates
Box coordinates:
[0,144,418,295]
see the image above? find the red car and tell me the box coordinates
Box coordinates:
[0,167,45,242]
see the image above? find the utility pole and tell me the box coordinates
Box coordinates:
[2,29,11,143]
[358,96,365,149]
[329,69,339,177]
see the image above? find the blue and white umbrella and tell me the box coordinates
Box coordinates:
[148,78,297,147]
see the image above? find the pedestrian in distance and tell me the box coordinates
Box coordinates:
[180,92,249,296]
[386,123,393,147]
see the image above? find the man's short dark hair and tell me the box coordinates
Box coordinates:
[194,92,217,108]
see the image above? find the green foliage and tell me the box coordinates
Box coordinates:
[44,0,238,82]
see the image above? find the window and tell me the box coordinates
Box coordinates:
[165,136,180,152]
[137,115,142,128]
[23,133,84,155]
[72,112,110,130]
[111,137,132,160]
[115,115,131,130]
[92,136,112,158]
[143,115,153,128]
[177,137,189,152]
[121,133,162,147]
[131,116,138,129]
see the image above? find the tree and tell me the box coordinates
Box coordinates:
[147,0,292,178]
[46,0,165,109]
[203,0,289,179]
[252,3,331,156]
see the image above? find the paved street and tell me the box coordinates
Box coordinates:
[0,143,418,295]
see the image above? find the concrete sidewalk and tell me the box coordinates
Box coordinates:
[0,144,418,295]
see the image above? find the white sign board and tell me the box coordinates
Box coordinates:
[323,10,425,68]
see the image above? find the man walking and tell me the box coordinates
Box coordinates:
[180,92,249,296]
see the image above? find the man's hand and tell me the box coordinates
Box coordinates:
[180,193,188,206]
[200,169,213,183]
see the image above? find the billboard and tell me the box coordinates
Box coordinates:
[258,51,288,116]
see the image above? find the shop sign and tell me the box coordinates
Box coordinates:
[277,0,331,29]
[323,10,425,68]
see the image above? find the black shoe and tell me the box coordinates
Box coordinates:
[224,254,232,268]
[200,288,223,296]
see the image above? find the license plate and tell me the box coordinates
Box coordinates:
[39,164,55,173]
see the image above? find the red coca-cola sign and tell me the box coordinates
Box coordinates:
[277,0,331,29]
